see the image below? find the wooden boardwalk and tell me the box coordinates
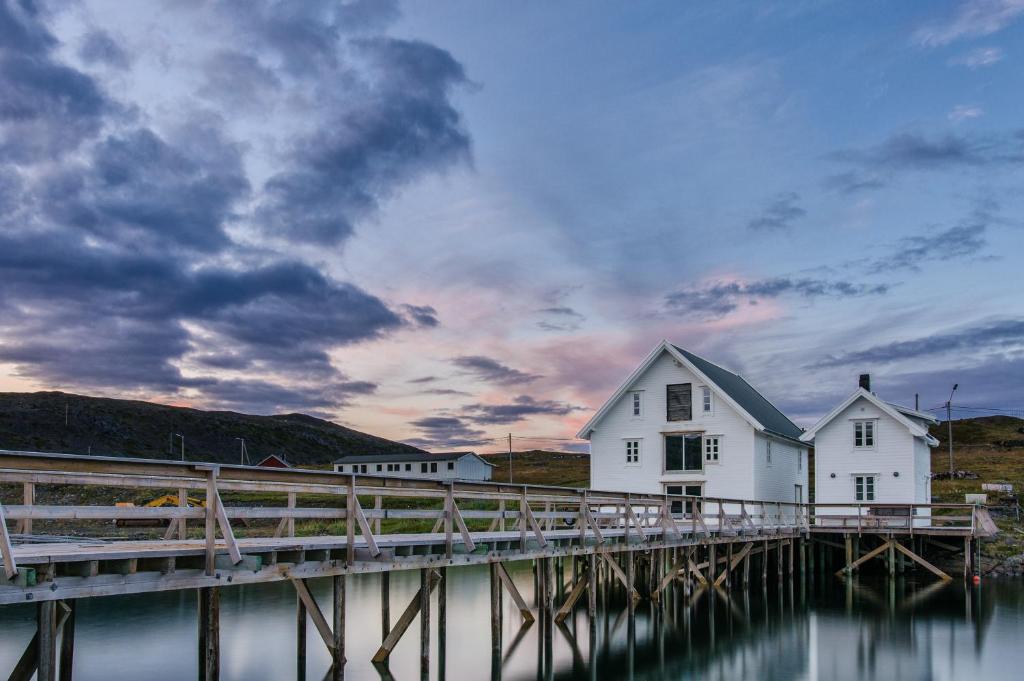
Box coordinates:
[0,449,994,681]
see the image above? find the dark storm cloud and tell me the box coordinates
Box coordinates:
[406,415,491,449]
[452,356,542,385]
[462,396,584,425]
[830,130,1024,171]
[813,319,1024,367]
[78,29,130,69]
[665,277,889,318]
[0,1,460,414]
[747,192,805,231]
[254,37,471,245]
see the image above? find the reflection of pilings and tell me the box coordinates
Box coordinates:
[490,563,501,680]
[438,567,447,680]
[419,569,430,681]
[198,587,219,681]
[297,590,306,681]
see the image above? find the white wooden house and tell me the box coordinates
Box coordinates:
[799,375,938,518]
[333,451,493,481]
[576,340,809,509]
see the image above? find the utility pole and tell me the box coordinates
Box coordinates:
[508,433,513,483]
[174,433,185,462]
[947,383,958,475]
[235,437,248,465]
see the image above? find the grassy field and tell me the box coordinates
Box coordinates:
[481,450,589,488]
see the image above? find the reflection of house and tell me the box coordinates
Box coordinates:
[577,340,808,503]
[333,452,493,481]
[255,454,291,468]
[812,612,933,681]
[800,374,938,515]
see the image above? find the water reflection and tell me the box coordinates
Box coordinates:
[0,563,1020,681]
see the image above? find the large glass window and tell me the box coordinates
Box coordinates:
[854,420,875,447]
[665,434,702,471]
[666,384,692,421]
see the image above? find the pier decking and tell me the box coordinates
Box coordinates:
[0,450,994,681]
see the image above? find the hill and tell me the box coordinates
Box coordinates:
[0,391,422,465]
[930,415,1024,447]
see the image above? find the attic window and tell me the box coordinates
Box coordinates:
[666,383,692,421]
[702,386,712,414]
[631,391,642,417]
[854,420,875,448]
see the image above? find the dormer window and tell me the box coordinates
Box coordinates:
[854,420,875,448]
[631,391,642,417]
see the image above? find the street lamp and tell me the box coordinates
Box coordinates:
[234,437,248,465]
[173,433,185,462]
[946,384,958,475]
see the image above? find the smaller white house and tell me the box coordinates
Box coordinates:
[800,375,939,519]
[333,451,494,481]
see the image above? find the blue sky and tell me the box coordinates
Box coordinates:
[0,0,1022,452]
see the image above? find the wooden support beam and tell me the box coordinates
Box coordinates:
[652,554,689,598]
[419,569,430,681]
[892,540,953,581]
[490,563,501,659]
[349,492,380,558]
[372,570,440,663]
[688,559,709,587]
[602,554,641,601]
[714,542,753,588]
[331,575,345,681]
[835,540,893,577]
[211,487,242,566]
[520,498,547,549]
[197,587,219,681]
[290,578,336,653]
[18,483,34,536]
[554,568,590,623]
[58,601,74,681]
[581,500,604,544]
[0,503,18,580]
[296,590,306,681]
[624,504,646,542]
[204,471,218,576]
[496,562,535,623]
[450,497,476,553]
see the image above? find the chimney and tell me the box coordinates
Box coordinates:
[859,373,871,392]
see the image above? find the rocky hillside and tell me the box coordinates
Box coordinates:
[0,391,422,465]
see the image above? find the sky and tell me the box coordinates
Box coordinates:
[1,0,1022,453]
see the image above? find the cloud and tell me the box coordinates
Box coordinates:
[813,319,1024,367]
[198,51,281,107]
[536,306,585,332]
[747,192,805,231]
[863,204,993,273]
[405,415,491,449]
[78,29,130,69]
[401,304,440,327]
[830,130,1024,170]
[914,0,1024,47]
[948,105,984,122]
[949,46,1005,67]
[452,355,542,385]
[461,395,585,425]
[664,277,889,319]
[408,376,439,384]
[823,171,887,194]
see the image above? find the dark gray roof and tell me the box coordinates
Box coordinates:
[673,345,804,442]
[334,451,493,465]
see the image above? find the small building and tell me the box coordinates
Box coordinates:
[577,340,809,506]
[255,454,291,468]
[799,374,938,517]
[333,451,493,481]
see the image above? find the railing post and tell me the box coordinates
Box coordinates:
[444,484,454,559]
[346,475,356,566]
[204,468,218,576]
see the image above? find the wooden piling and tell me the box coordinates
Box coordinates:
[332,575,345,681]
[490,562,501,658]
[296,592,307,681]
[381,572,390,644]
[198,587,219,681]
[58,600,75,681]
[419,569,430,681]
[38,600,57,681]
[438,567,447,679]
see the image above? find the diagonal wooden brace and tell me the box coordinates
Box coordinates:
[520,499,547,549]
[835,540,892,577]
[714,542,753,587]
[892,540,952,581]
[0,503,19,580]
[292,578,337,653]
[350,493,381,558]
[554,568,590,623]
[450,498,476,553]
[496,563,535,623]
[372,569,441,662]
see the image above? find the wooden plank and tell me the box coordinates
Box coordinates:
[450,499,476,553]
[554,568,589,623]
[372,570,440,662]
[349,493,381,558]
[496,563,535,623]
[653,554,689,597]
[892,540,952,581]
[331,575,345,681]
[212,488,242,566]
[601,554,640,600]
[581,503,604,544]
[0,503,18,579]
[520,498,547,548]
[688,559,709,587]
[713,542,753,587]
[19,483,34,536]
[204,471,217,577]
[835,540,892,577]
[291,578,336,652]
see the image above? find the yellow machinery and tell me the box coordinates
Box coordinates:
[115,495,205,527]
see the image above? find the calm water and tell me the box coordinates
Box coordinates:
[1,563,1021,681]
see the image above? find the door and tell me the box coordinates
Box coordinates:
[794,484,803,503]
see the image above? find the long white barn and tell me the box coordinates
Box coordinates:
[333,451,493,481]
[577,340,809,505]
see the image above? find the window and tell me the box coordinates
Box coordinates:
[667,484,703,515]
[666,383,692,421]
[798,450,803,473]
[447,462,454,471]
[665,434,702,471]
[376,464,383,472]
[855,475,875,501]
[360,464,368,473]
[766,441,772,465]
[854,420,875,447]
[337,465,345,473]
[702,386,712,414]
[405,463,412,472]
[704,436,720,463]
[430,463,438,473]
[421,463,428,473]
[625,439,641,464]
[631,391,642,417]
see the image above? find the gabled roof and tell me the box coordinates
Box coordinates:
[576,340,804,442]
[799,388,939,446]
[890,403,940,425]
[334,451,494,466]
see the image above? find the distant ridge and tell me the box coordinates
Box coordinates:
[0,391,423,465]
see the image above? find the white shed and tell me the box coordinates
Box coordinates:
[333,451,493,481]
[800,375,939,519]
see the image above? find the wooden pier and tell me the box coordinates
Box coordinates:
[0,450,995,680]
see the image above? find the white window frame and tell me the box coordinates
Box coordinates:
[703,435,721,464]
[854,474,876,502]
[624,438,642,466]
[797,450,803,473]
[853,419,876,448]
[630,391,643,417]
[766,440,773,466]
[701,386,713,415]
